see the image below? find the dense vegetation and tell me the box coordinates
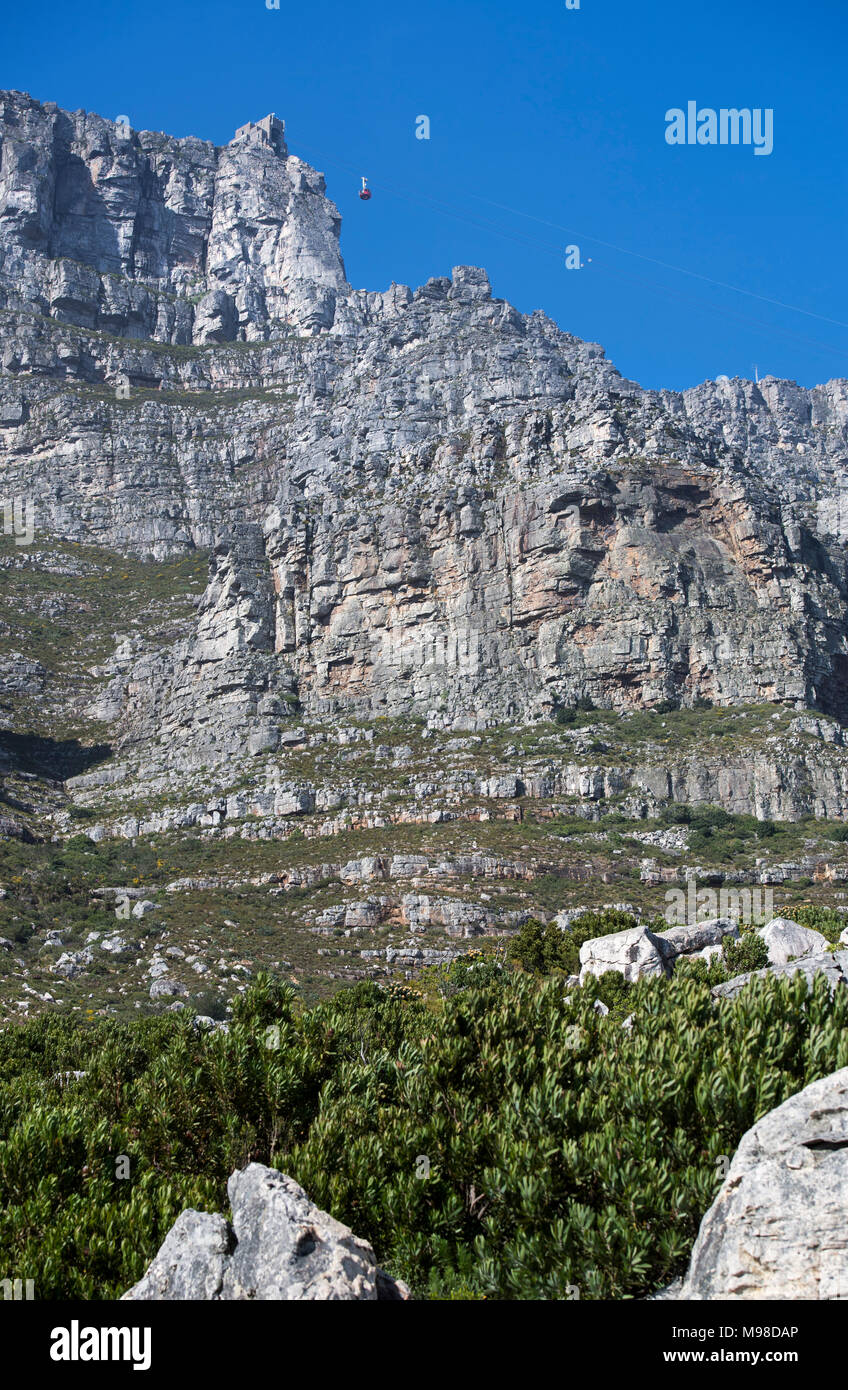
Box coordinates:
[2,954,847,1300]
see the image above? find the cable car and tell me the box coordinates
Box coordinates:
[359,176,372,201]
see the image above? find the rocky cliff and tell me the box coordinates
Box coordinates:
[3,87,848,787]
[0,94,345,340]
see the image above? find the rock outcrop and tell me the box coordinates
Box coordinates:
[711,948,848,999]
[672,1068,848,1299]
[122,1163,409,1301]
[574,911,848,994]
[756,916,829,965]
[578,916,738,984]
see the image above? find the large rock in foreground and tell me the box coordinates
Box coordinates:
[675,1067,848,1299]
[122,1165,409,1301]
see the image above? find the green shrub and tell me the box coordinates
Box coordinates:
[675,926,770,987]
[290,970,848,1299]
[191,990,230,1021]
[658,805,778,853]
[721,928,770,976]
[2,967,847,1301]
[508,917,561,973]
[580,969,633,1020]
[509,909,640,977]
[429,952,504,1000]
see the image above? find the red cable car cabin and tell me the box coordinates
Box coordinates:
[359,177,372,201]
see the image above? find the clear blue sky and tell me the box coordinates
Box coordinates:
[2,0,846,391]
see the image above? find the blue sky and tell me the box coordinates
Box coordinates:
[2,0,846,391]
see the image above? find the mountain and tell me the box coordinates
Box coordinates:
[5,90,848,1318]
[3,90,848,1025]
[4,88,848,750]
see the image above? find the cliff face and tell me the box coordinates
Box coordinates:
[3,88,848,775]
[0,92,346,339]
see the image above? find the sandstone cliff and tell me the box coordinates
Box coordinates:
[2,88,848,775]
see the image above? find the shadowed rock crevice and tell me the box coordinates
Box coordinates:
[0,731,112,780]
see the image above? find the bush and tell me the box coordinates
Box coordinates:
[553,704,576,726]
[191,990,230,1021]
[675,926,770,987]
[509,910,639,977]
[429,951,504,1000]
[658,804,784,861]
[2,968,848,1301]
[721,928,770,976]
[508,918,562,973]
[580,969,633,1020]
[552,696,596,723]
[290,970,848,1299]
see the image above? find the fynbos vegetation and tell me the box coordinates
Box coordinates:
[2,965,847,1300]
